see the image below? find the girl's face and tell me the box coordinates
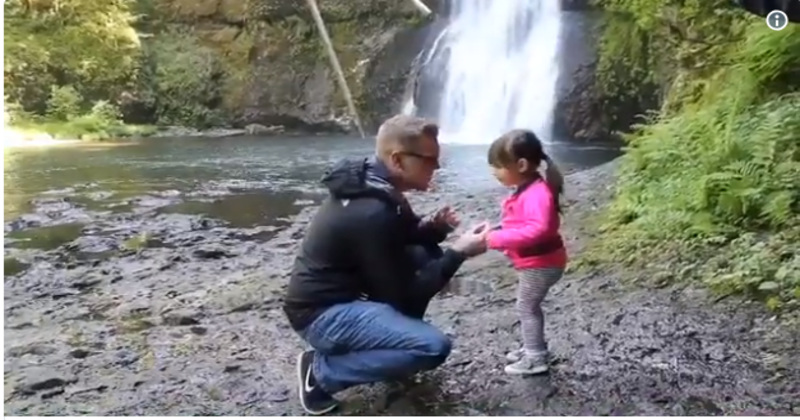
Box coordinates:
[491,158,532,187]
[491,165,522,187]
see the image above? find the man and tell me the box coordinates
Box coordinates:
[282,114,489,415]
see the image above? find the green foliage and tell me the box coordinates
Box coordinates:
[594,14,661,131]
[585,18,800,311]
[4,0,415,131]
[8,87,155,141]
[3,0,228,129]
[46,86,83,120]
[137,28,226,128]
[594,0,750,117]
[4,0,141,111]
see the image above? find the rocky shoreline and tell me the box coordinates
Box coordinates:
[4,122,345,147]
[149,120,357,139]
[4,160,799,415]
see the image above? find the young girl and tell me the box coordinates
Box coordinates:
[485,129,567,375]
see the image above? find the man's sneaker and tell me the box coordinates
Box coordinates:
[296,350,339,415]
[504,350,550,375]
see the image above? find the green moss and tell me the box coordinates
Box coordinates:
[595,14,655,98]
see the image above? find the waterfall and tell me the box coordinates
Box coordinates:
[419,0,562,145]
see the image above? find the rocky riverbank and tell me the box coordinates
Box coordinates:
[4,160,799,415]
[3,122,316,146]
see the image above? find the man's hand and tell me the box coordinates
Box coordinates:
[451,221,490,257]
[431,206,460,229]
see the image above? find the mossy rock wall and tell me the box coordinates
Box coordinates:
[135,0,431,130]
[553,9,661,142]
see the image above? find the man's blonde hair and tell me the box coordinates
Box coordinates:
[376,114,439,157]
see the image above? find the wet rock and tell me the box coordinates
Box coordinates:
[6,343,58,358]
[69,384,109,396]
[266,388,290,403]
[114,349,140,367]
[64,235,119,254]
[30,196,74,213]
[161,309,202,326]
[245,123,284,135]
[69,277,103,291]
[553,12,659,143]
[68,348,92,359]
[129,195,180,212]
[192,248,235,259]
[85,190,114,201]
[190,326,208,335]
[702,343,730,362]
[6,214,48,232]
[14,367,77,395]
[115,300,152,318]
[38,288,82,300]
[150,126,246,138]
[229,302,257,313]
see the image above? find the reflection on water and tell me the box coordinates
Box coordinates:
[157,189,320,229]
[4,135,621,230]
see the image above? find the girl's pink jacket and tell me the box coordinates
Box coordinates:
[486,179,568,270]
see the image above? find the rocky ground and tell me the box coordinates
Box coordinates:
[4,160,799,416]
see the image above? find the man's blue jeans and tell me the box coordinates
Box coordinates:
[298,244,452,394]
[299,300,452,394]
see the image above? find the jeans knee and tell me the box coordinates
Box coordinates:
[417,332,452,370]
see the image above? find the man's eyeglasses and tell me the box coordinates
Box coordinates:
[398,151,440,167]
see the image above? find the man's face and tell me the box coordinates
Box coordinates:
[392,135,441,191]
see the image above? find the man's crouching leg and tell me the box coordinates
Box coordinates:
[297,301,452,414]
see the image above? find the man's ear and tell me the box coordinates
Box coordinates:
[389,151,405,171]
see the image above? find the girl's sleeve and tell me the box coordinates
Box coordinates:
[486,185,554,251]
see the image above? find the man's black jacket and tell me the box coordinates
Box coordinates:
[282,156,466,331]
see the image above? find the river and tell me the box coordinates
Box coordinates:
[4,135,619,251]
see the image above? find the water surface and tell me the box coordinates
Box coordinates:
[4,135,620,238]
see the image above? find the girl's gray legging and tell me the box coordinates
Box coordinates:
[516,267,565,353]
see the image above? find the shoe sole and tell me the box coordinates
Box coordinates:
[296,351,338,416]
[506,351,549,363]
[504,365,549,375]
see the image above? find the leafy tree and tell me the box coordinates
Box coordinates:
[4,0,141,113]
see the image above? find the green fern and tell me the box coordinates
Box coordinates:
[583,16,800,311]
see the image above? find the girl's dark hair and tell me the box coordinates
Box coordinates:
[487,129,564,211]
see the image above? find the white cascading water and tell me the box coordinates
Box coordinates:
[420,0,562,145]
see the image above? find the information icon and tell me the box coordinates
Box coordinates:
[766,10,789,31]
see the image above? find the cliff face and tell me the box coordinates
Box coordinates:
[137,0,433,131]
[553,7,660,143]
